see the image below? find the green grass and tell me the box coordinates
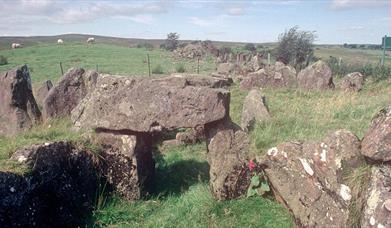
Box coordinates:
[0,43,216,86]
[92,143,293,227]
[2,42,391,227]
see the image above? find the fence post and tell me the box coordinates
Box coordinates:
[267,53,271,65]
[197,57,200,74]
[147,54,151,76]
[338,57,342,66]
[382,35,387,67]
[59,62,64,75]
[96,64,99,72]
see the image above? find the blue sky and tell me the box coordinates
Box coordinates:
[1,0,391,44]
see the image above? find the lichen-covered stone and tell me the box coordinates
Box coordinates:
[297,61,334,90]
[340,72,364,92]
[0,65,41,135]
[241,89,270,131]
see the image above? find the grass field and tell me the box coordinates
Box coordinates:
[1,42,391,227]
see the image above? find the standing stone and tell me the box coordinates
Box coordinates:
[241,89,270,131]
[341,72,364,92]
[36,80,53,106]
[260,130,364,227]
[0,65,41,135]
[362,106,391,162]
[43,68,98,120]
[297,60,334,90]
[96,132,154,200]
[361,165,391,228]
[240,61,297,90]
[205,119,251,200]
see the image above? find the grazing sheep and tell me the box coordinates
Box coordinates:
[86,37,95,44]
[11,43,22,49]
[57,39,64,44]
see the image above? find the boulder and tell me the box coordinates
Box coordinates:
[362,106,391,162]
[72,74,230,132]
[341,72,364,92]
[361,165,391,228]
[176,126,205,144]
[0,65,41,135]
[35,80,53,106]
[205,119,251,200]
[241,89,270,131]
[2,141,100,227]
[96,132,154,200]
[43,68,98,120]
[259,130,364,227]
[240,61,297,90]
[297,61,334,90]
[170,73,232,88]
[250,54,265,72]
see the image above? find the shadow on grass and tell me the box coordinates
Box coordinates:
[153,153,210,197]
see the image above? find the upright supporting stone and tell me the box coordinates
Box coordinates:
[205,118,250,200]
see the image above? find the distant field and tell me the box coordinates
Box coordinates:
[315,46,391,66]
[0,42,216,86]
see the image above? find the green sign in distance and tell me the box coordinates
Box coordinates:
[382,36,391,50]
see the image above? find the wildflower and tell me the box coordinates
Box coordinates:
[248,160,256,171]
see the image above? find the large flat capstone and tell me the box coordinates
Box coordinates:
[71,74,230,132]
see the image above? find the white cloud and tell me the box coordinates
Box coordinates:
[189,17,214,27]
[227,6,245,16]
[331,0,391,10]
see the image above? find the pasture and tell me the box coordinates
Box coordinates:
[1,41,391,227]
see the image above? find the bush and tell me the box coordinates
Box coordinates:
[244,43,256,52]
[276,26,316,69]
[165,32,180,51]
[136,43,154,50]
[0,55,8,66]
[152,64,164,74]
[175,64,186,73]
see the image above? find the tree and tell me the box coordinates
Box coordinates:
[276,26,316,69]
[244,43,256,52]
[165,32,180,51]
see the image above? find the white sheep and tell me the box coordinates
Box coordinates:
[57,39,64,44]
[86,37,95,44]
[11,43,22,49]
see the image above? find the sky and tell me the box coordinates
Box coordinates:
[1,0,391,44]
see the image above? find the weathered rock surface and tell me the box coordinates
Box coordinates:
[72,74,230,132]
[36,80,53,106]
[0,65,41,135]
[241,89,270,131]
[361,165,391,228]
[205,119,251,200]
[362,106,391,162]
[240,61,297,90]
[170,73,232,88]
[176,126,205,144]
[340,72,364,92]
[1,141,100,227]
[297,61,334,90]
[260,130,364,227]
[96,131,155,200]
[43,68,98,120]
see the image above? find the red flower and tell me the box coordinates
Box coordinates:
[248,160,256,171]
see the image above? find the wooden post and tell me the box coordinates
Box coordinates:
[147,54,151,76]
[381,35,387,67]
[267,53,271,65]
[198,57,200,74]
[59,62,64,75]
[338,57,342,66]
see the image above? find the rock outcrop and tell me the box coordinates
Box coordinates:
[1,141,100,227]
[241,89,270,131]
[341,72,364,92]
[0,65,41,135]
[362,106,391,162]
[259,130,364,227]
[297,61,334,90]
[361,165,391,228]
[43,68,98,120]
[240,62,296,90]
[72,74,230,132]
